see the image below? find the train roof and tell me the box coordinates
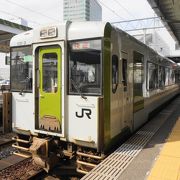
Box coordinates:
[10,21,108,47]
[67,21,107,40]
[10,30,33,47]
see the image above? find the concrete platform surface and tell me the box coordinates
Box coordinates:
[119,96,180,180]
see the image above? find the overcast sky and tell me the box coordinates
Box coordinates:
[0,0,155,27]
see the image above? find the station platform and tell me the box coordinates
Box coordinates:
[82,96,180,180]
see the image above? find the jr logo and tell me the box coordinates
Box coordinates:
[76,108,92,119]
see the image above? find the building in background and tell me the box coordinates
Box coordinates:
[11,18,28,27]
[0,18,30,81]
[63,0,102,21]
[0,54,10,80]
[132,30,170,56]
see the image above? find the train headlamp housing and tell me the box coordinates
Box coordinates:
[40,27,57,39]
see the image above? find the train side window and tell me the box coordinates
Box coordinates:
[133,51,144,112]
[147,62,158,90]
[169,69,175,85]
[122,59,127,87]
[133,52,144,94]
[112,55,119,93]
[175,70,180,83]
[165,68,169,86]
[159,66,165,88]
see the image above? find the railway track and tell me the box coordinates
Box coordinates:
[0,157,45,180]
[0,133,81,179]
[0,133,15,147]
[0,133,44,179]
[0,155,82,180]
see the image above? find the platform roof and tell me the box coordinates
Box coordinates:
[0,18,31,53]
[167,56,180,64]
[147,0,180,45]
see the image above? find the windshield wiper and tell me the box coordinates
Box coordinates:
[19,88,24,95]
[70,78,87,100]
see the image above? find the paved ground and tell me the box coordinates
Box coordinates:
[119,96,180,180]
[148,117,180,179]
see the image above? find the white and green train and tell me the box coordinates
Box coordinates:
[10,21,180,173]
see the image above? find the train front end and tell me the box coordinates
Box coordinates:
[10,22,110,173]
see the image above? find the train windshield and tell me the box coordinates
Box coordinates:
[69,39,102,95]
[10,46,32,92]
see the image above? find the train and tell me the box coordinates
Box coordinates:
[10,21,180,174]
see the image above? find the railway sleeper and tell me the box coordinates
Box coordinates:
[29,136,67,172]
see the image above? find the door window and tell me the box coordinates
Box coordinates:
[122,59,127,87]
[42,53,58,93]
[112,55,119,93]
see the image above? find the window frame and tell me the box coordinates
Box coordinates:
[112,54,119,94]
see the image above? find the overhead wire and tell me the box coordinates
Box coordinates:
[114,0,137,19]
[5,0,59,22]
[97,0,125,20]
[0,9,41,26]
[113,0,147,30]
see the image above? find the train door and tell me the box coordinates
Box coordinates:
[38,46,62,133]
[121,52,132,129]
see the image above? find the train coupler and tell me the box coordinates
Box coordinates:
[29,137,59,172]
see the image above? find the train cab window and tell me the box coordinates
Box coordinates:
[112,55,119,93]
[42,53,58,93]
[69,39,102,95]
[10,46,32,92]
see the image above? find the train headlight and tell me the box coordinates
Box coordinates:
[40,27,57,39]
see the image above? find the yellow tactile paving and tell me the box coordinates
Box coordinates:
[167,134,180,142]
[161,141,180,158]
[148,156,180,180]
[148,119,180,180]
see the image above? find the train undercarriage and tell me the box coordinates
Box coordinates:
[12,132,105,174]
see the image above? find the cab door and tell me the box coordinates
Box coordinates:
[38,46,62,133]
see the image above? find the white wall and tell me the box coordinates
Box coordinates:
[0,53,10,80]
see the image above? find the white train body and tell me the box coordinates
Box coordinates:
[10,21,180,172]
